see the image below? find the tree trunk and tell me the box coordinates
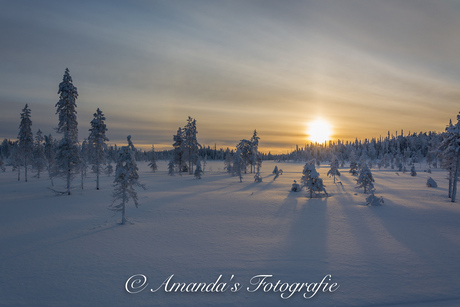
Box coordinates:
[121,189,126,225]
[81,167,84,189]
[96,147,100,190]
[67,162,71,195]
[96,154,100,190]
[24,157,28,182]
[451,152,460,202]
[448,170,453,199]
[48,164,54,186]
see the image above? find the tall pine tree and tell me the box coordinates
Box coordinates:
[88,108,109,190]
[173,127,186,172]
[183,116,201,175]
[33,129,46,178]
[17,104,33,182]
[55,68,80,195]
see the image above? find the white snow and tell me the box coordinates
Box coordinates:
[1,161,460,306]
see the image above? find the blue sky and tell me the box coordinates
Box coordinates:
[1,0,460,153]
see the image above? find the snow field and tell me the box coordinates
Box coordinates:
[0,161,460,306]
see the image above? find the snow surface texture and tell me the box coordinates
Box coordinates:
[1,161,460,306]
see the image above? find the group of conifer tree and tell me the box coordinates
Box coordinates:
[9,68,142,224]
[13,69,111,195]
[222,130,262,183]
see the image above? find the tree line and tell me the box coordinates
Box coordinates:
[0,68,459,206]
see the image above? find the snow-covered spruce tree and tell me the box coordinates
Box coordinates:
[44,134,56,186]
[147,145,158,173]
[110,136,145,225]
[349,161,358,176]
[291,180,301,192]
[327,158,341,183]
[356,165,375,194]
[194,159,203,179]
[224,149,233,174]
[273,165,282,180]
[254,156,262,182]
[438,112,460,202]
[10,141,22,181]
[439,119,456,198]
[17,104,33,182]
[366,189,384,206]
[55,68,80,195]
[232,148,245,182]
[0,139,11,159]
[168,157,175,176]
[173,127,187,173]
[250,130,261,174]
[410,164,417,177]
[183,116,201,175]
[88,108,109,190]
[426,177,438,188]
[33,129,46,178]
[236,139,252,173]
[301,160,328,198]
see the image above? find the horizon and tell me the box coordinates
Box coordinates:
[1,1,460,154]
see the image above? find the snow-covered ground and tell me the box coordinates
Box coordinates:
[1,161,460,306]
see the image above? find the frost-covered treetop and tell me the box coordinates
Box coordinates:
[446,112,460,135]
[18,104,33,144]
[303,161,319,178]
[359,165,374,180]
[58,68,77,97]
[439,112,460,154]
[89,108,108,143]
[127,135,135,151]
[55,68,79,143]
[251,129,260,148]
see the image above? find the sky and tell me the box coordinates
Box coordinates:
[1,0,460,153]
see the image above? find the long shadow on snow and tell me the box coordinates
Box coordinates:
[369,198,460,292]
[231,176,277,194]
[0,223,119,262]
[337,175,460,305]
[267,192,330,283]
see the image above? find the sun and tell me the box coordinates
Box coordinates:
[307,118,333,143]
